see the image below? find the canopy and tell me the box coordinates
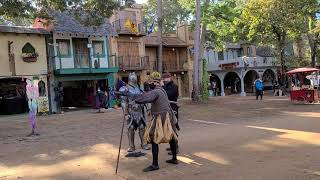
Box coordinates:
[286,68,319,74]
[306,75,320,79]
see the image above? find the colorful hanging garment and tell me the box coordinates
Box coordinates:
[26,79,39,135]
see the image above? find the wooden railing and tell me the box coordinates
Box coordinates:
[112,19,147,35]
[118,56,149,70]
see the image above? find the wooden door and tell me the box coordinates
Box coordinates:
[118,42,140,67]
[73,38,89,68]
[163,48,177,70]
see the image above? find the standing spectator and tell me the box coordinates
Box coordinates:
[54,82,64,114]
[212,80,217,96]
[162,73,180,155]
[208,82,213,97]
[255,78,264,100]
[95,88,107,113]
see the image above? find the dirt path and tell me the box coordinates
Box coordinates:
[1,96,320,180]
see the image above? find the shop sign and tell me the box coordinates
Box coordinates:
[38,96,49,113]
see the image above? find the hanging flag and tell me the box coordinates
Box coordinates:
[147,20,155,36]
[124,18,138,34]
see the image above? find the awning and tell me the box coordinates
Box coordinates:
[286,68,319,74]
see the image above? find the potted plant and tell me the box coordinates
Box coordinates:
[22,52,39,62]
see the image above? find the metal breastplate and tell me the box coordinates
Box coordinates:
[127,85,142,112]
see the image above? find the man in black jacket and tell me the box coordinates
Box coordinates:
[162,73,180,154]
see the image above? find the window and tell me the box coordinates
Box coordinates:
[22,43,35,53]
[218,51,224,60]
[237,49,242,57]
[92,41,106,58]
[247,47,252,56]
[56,39,71,58]
[38,80,46,97]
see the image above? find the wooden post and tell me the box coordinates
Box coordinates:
[8,41,16,76]
[157,0,163,74]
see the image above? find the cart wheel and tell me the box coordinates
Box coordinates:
[297,97,305,102]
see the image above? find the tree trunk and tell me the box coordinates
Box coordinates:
[198,0,210,95]
[280,48,285,84]
[192,0,201,101]
[308,34,317,68]
[157,0,163,74]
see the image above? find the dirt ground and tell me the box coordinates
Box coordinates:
[1,95,320,180]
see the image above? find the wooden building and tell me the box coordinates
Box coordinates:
[144,24,193,97]
[0,26,50,114]
[109,4,149,85]
[34,11,118,113]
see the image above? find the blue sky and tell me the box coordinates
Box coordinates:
[136,0,147,4]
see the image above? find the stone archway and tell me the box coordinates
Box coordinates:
[210,73,221,96]
[244,70,259,93]
[224,72,241,95]
[38,80,46,97]
[263,69,276,90]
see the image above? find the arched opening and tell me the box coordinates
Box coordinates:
[209,74,221,96]
[22,43,35,53]
[224,72,241,95]
[38,80,46,97]
[263,69,276,90]
[244,70,259,93]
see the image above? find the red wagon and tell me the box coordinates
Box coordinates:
[287,68,320,103]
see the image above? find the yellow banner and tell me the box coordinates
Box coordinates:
[124,18,138,34]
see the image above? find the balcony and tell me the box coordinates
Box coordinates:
[54,53,118,75]
[207,56,277,72]
[112,19,147,36]
[118,56,149,71]
[162,58,189,72]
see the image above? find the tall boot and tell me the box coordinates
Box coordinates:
[139,127,150,150]
[127,128,135,152]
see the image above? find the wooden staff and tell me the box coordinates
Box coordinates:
[115,108,126,174]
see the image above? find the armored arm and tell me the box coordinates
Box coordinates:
[119,86,129,115]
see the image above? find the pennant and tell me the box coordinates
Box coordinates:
[124,18,138,34]
[147,20,155,36]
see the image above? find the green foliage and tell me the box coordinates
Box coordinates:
[204,0,245,50]
[241,0,312,75]
[201,59,209,101]
[143,0,191,34]
[0,0,135,26]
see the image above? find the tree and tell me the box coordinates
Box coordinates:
[301,0,320,67]
[143,0,191,34]
[157,0,163,73]
[203,0,245,49]
[242,0,306,85]
[201,59,209,101]
[193,0,201,101]
[0,0,134,26]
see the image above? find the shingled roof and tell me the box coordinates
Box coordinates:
[0,25,49,35]
[49,11,117,37]
[144,36,188,47]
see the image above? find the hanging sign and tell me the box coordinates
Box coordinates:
[38,96,49,113]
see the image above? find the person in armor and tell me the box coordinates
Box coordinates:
[119,73,150,152]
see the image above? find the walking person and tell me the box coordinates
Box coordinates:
[134,72,178,172]
[162,73,180,155]
[255,78,264,100]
